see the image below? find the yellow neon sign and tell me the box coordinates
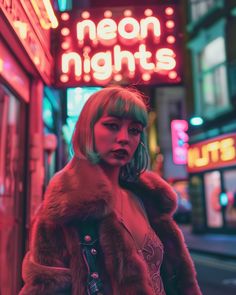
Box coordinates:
[188,135,236,172]
[31,0,58,29]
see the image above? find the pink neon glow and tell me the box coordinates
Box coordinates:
[171,120,189,165]
[118,17,140,39]
[61,13,70,21]
[169,71,177,79]
[166,20,175,29]
[114,45,135,72]
[61,46,176,82]
[167,35,175,44]
[156,48,176,70]
[165,7,174,16]
[91,51,113,81]
[142,73,151,81]
[97,19,117,41]
[34,56,40,65]
[144,9,153,17]
[134,45,155,71]
[81,11,90,19]
[62,52,82,76]
[61,42,70,49]
[83,75,91,82]
[76,16,161,43]
[77,20,96,41]
[104,10,112,18]
[140,17,161,40]
[60,74,69,82]
[56,6,181,85]
[124,10,132,17]
[114,74,122,81]
[61,27,70,36]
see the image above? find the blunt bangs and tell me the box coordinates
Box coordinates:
[104,95,148,127]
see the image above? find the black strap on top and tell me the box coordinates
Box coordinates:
[79,221,103,295]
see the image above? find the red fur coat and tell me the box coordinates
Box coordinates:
[19,158,202,295]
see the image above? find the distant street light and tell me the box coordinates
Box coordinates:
[189,116,204,126]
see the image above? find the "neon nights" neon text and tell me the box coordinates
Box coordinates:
[55,6,181,86]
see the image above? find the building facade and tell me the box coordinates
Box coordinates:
[0,1,60,293]
[186,0,236,233]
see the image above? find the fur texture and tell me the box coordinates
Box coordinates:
[20,158,202,295]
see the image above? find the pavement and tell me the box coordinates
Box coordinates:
[179,225,236,259]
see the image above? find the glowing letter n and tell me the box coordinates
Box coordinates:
[62,52,82,77]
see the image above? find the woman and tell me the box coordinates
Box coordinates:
[20,86,201,295]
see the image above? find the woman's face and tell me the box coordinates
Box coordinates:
[94,114,143,168]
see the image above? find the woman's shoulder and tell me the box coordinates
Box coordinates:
[123,170,178,215]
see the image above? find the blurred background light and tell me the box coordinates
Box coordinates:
[189,116,204,126]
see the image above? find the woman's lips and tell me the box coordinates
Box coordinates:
[112,149,129,158]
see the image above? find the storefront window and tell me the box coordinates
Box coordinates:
[0,84,26,294]
[190,0,217,22]
[223,169,236,228]
[190,0,223,21]
[204,171,223,228]
[199,37,229,117]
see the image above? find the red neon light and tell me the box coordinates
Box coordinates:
[167,35,175,44]
[169,70,177,79]
[81,11,90,19]
[54,5,182,86]
[165,7,174,16]
[124,10,132,17]
[104,10,112,18]
[144,9,153,17]
[83,74,91,82]
[61,27,70,36]
[61,42,70,49]
[60,74,69,82]
[166,20,175,29]
[114,74,122,81]
[142,73,151,81]
[61,13,70,21]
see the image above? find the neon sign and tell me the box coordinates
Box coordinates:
[54,5,182,86]
[171,120,189,165]
[187,134,236,173]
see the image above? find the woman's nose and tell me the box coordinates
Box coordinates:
[116,127,129,144]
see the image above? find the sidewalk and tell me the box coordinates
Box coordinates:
[179,225,236,259]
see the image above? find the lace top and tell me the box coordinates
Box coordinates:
[114,191,166,294]
[140,229,166,295]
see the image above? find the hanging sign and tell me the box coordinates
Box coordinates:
[171,120,189,165]
[187,133,236,173]
[53,5,182,86]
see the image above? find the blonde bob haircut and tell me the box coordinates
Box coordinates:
[72,85,150,181]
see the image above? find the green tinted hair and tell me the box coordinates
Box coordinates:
[72,85,149,178]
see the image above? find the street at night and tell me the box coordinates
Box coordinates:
[192,253,236,295]
[1,0,236,294]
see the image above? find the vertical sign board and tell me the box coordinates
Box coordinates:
[171,120,189,165]
[53,5,183,86]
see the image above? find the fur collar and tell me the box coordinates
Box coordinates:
[41,158,177,223]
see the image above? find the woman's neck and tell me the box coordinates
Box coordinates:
[99,162,120,188]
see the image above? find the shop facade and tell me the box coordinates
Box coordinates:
[0,1,54,293]
[188,133,236,233]
[185,0,236,234]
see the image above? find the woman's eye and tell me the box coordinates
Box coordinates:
[104,123,119,130]
[129,128,142,135]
